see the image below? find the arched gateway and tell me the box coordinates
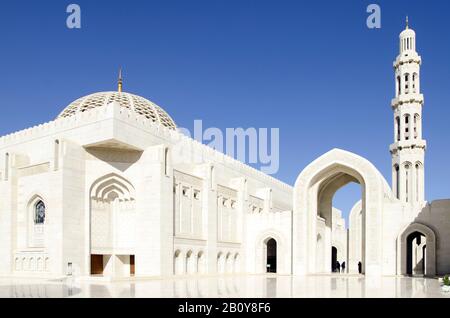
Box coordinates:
[397,222,436,277]
[293,149,393,276]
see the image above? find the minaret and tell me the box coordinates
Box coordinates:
[390,18,426,204]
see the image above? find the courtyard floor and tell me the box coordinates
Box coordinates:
[0,274,449,298]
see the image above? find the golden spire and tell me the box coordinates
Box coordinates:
[406,16,409,29]
[118,67,123,93]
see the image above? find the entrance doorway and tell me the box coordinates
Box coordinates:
[91,255,104,275]
[130,255,135,276]
[266,238,277,273]
[406,231,426,276]
[331,246,338,272]
[398,222,436,277]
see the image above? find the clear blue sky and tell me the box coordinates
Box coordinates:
[1,0,449,225]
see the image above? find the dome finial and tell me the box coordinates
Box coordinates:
[118,67,123,93]
[406,16,409,29]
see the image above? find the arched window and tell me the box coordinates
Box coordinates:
[405,164,410,203]
[404,73,409,93]
[4,153,9,181]
[414,114,421,139]
[34,201,46,224]
[394,165,400,199]
[395,116,400,141]
[164,147,169,176]
[405,115,410,140]
[415,163,420,202]
[54,140,60,171]
[415,162,423,202]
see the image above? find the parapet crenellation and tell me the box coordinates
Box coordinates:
[0,102,293,193]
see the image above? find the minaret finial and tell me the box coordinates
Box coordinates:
[118,67,123,93]
[406,16,409,29]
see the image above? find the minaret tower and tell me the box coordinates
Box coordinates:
[390,17,426,205]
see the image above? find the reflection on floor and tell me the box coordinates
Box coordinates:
[0,274,448,298]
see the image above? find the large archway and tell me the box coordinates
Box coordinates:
[88,173,136,277]
[293,149,392,276]
[397,222,436,277]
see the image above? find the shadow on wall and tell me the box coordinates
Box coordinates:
[86,148,143,172]
[398,199,450,276]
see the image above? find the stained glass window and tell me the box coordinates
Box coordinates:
[34,201,45,224]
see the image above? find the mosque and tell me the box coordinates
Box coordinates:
[0,22,449,279]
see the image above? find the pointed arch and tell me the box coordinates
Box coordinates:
[404,73,410,94]
[174,250,184,275]
[255,230,288,274]
[403,161,412,202]
[90,173,135,201]
[186,250,194,274]
[397,222,436,276]
[217,252,226,274]
[233,253,240,273]
[27,194,47,225]
[197,251,206,274]
[404,114,411,140]
[225,252,233,274]
[414,113,421,139]
[27,194,48,248]
[294,149,392,276]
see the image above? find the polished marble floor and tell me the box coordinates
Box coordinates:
[0,274,449,298]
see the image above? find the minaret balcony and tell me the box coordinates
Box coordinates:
[391,93,424,108]
[390,140,427,153]
[393,54,421,68]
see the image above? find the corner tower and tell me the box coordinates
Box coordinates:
[390,18,426,204]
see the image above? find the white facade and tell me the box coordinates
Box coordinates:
[0,23,449,279]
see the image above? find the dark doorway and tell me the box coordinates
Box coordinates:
[130,255,135,276]
[331,246,337,272]
[266,238,277,273]
[407,231,426,276]
[358,262,362,274]
[91,255,103,275]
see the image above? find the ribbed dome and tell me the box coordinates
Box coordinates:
[57,91,176,129]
